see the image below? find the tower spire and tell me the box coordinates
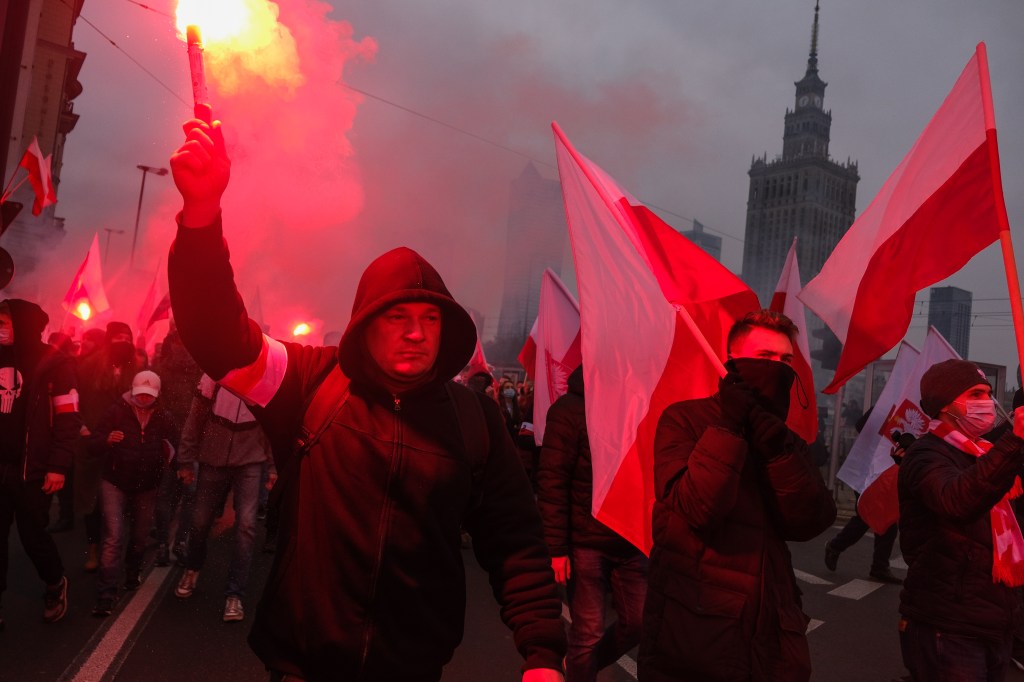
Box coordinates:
[807,0,820,74]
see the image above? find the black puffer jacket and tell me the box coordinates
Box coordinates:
[898,431,1024,640]
[169,217,566,682]
[536,365,637,556]
[639,394,836,682]
[88,396,179,492]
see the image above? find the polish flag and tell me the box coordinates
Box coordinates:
[62,234,110,320]
[18,137,57,215]
[768,239,818,444]
[554,123,759,553]
[518,321,538,381]
[800,43,1007,393]
[840,327,959,532]
[137,267,171,335]
[526,268,582,446]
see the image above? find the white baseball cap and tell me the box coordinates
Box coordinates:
[132,370,161,398]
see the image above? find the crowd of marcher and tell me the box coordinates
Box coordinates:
[4,106,1024,682]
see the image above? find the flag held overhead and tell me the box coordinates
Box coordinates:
[553,122,758,553]
[799,43,1008,393]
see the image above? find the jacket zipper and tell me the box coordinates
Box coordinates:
[359,394,403,672]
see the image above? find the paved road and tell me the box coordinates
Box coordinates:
[3,514,1024,681]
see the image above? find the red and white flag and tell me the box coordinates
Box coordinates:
[523,268,581,446]
[769,238,817,444]
[136,269,171,349]
[62,234,110,321]
[800,43,1007,393]
[840,327,959,532]
[554,123,758,553]
[18,137,56,216]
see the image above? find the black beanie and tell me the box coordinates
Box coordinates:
[919,359,990,418]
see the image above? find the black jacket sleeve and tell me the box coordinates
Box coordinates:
[760,431,837,541]
[535,395,580,557]
[654,401,748,538]
[464,396,567,674]
[901,431,1024,523]
[44,353,83,476]
[167,215,264,380]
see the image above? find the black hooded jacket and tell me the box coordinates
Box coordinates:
[0,298,81,481]
[536,365,638,556]
[168,216,566,681]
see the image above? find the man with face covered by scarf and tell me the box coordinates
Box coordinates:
[638,310,836,682]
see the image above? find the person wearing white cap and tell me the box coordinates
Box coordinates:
[87,370,180,617]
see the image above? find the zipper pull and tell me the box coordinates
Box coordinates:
[393,395,401,412]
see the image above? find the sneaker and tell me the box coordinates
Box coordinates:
[222,596,244,622]
[124,570,143,591]
[154,544,170,567]
[869,567,904,585]
[92,597,115,618]
[824,541,840,572]
[42,576,68,623]
[175,569,200,598]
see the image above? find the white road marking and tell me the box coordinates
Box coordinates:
[794,569,833,586]
[890,556,908,570]
[66,565,176,682]
[828,578,884,600]
[806,618,825,633]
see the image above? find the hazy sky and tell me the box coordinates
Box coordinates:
[32,0,1024,380]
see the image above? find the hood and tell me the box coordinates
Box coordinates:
[338,247,476,389]
[567,364,584,397]
[0,299,50,374]
[3,298,48,343]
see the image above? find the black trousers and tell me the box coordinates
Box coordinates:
[830,513,898,572]
[0,466,64,594]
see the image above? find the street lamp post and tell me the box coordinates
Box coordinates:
[132,164,169,267]
[102,227,125,264]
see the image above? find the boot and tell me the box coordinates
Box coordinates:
[83,543,99,572]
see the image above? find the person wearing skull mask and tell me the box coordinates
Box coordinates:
[897,359,1024,681]
[638,309,836,682]
[0,299,81,630]
[76,321,139,572]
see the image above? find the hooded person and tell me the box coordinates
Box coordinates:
[167,108,566,682]
[898,359,1024,681]
[0,298,81,629]
[638,309,836,682]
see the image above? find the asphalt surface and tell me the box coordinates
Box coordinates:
[3,509,1024,681]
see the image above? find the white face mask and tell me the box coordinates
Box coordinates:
[0,328,12,346]
[950,398,997,438]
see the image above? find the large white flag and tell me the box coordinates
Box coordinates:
[839,327,959,494]
[554,123,758,552]
[528,269,581,446]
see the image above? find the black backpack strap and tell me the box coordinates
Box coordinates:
[445,382,489,512]
[295,364,350,456]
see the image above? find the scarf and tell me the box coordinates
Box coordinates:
[930,420,1024,587]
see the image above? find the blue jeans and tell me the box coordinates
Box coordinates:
[900,618,1013,681]
[97,480,157,598]
[565,547,648,682]
[185,462,262,597]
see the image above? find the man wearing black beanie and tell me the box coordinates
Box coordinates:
[899,358,1024,681]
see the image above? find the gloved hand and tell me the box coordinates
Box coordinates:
[718,372,759,433]
[748,404,789,458]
